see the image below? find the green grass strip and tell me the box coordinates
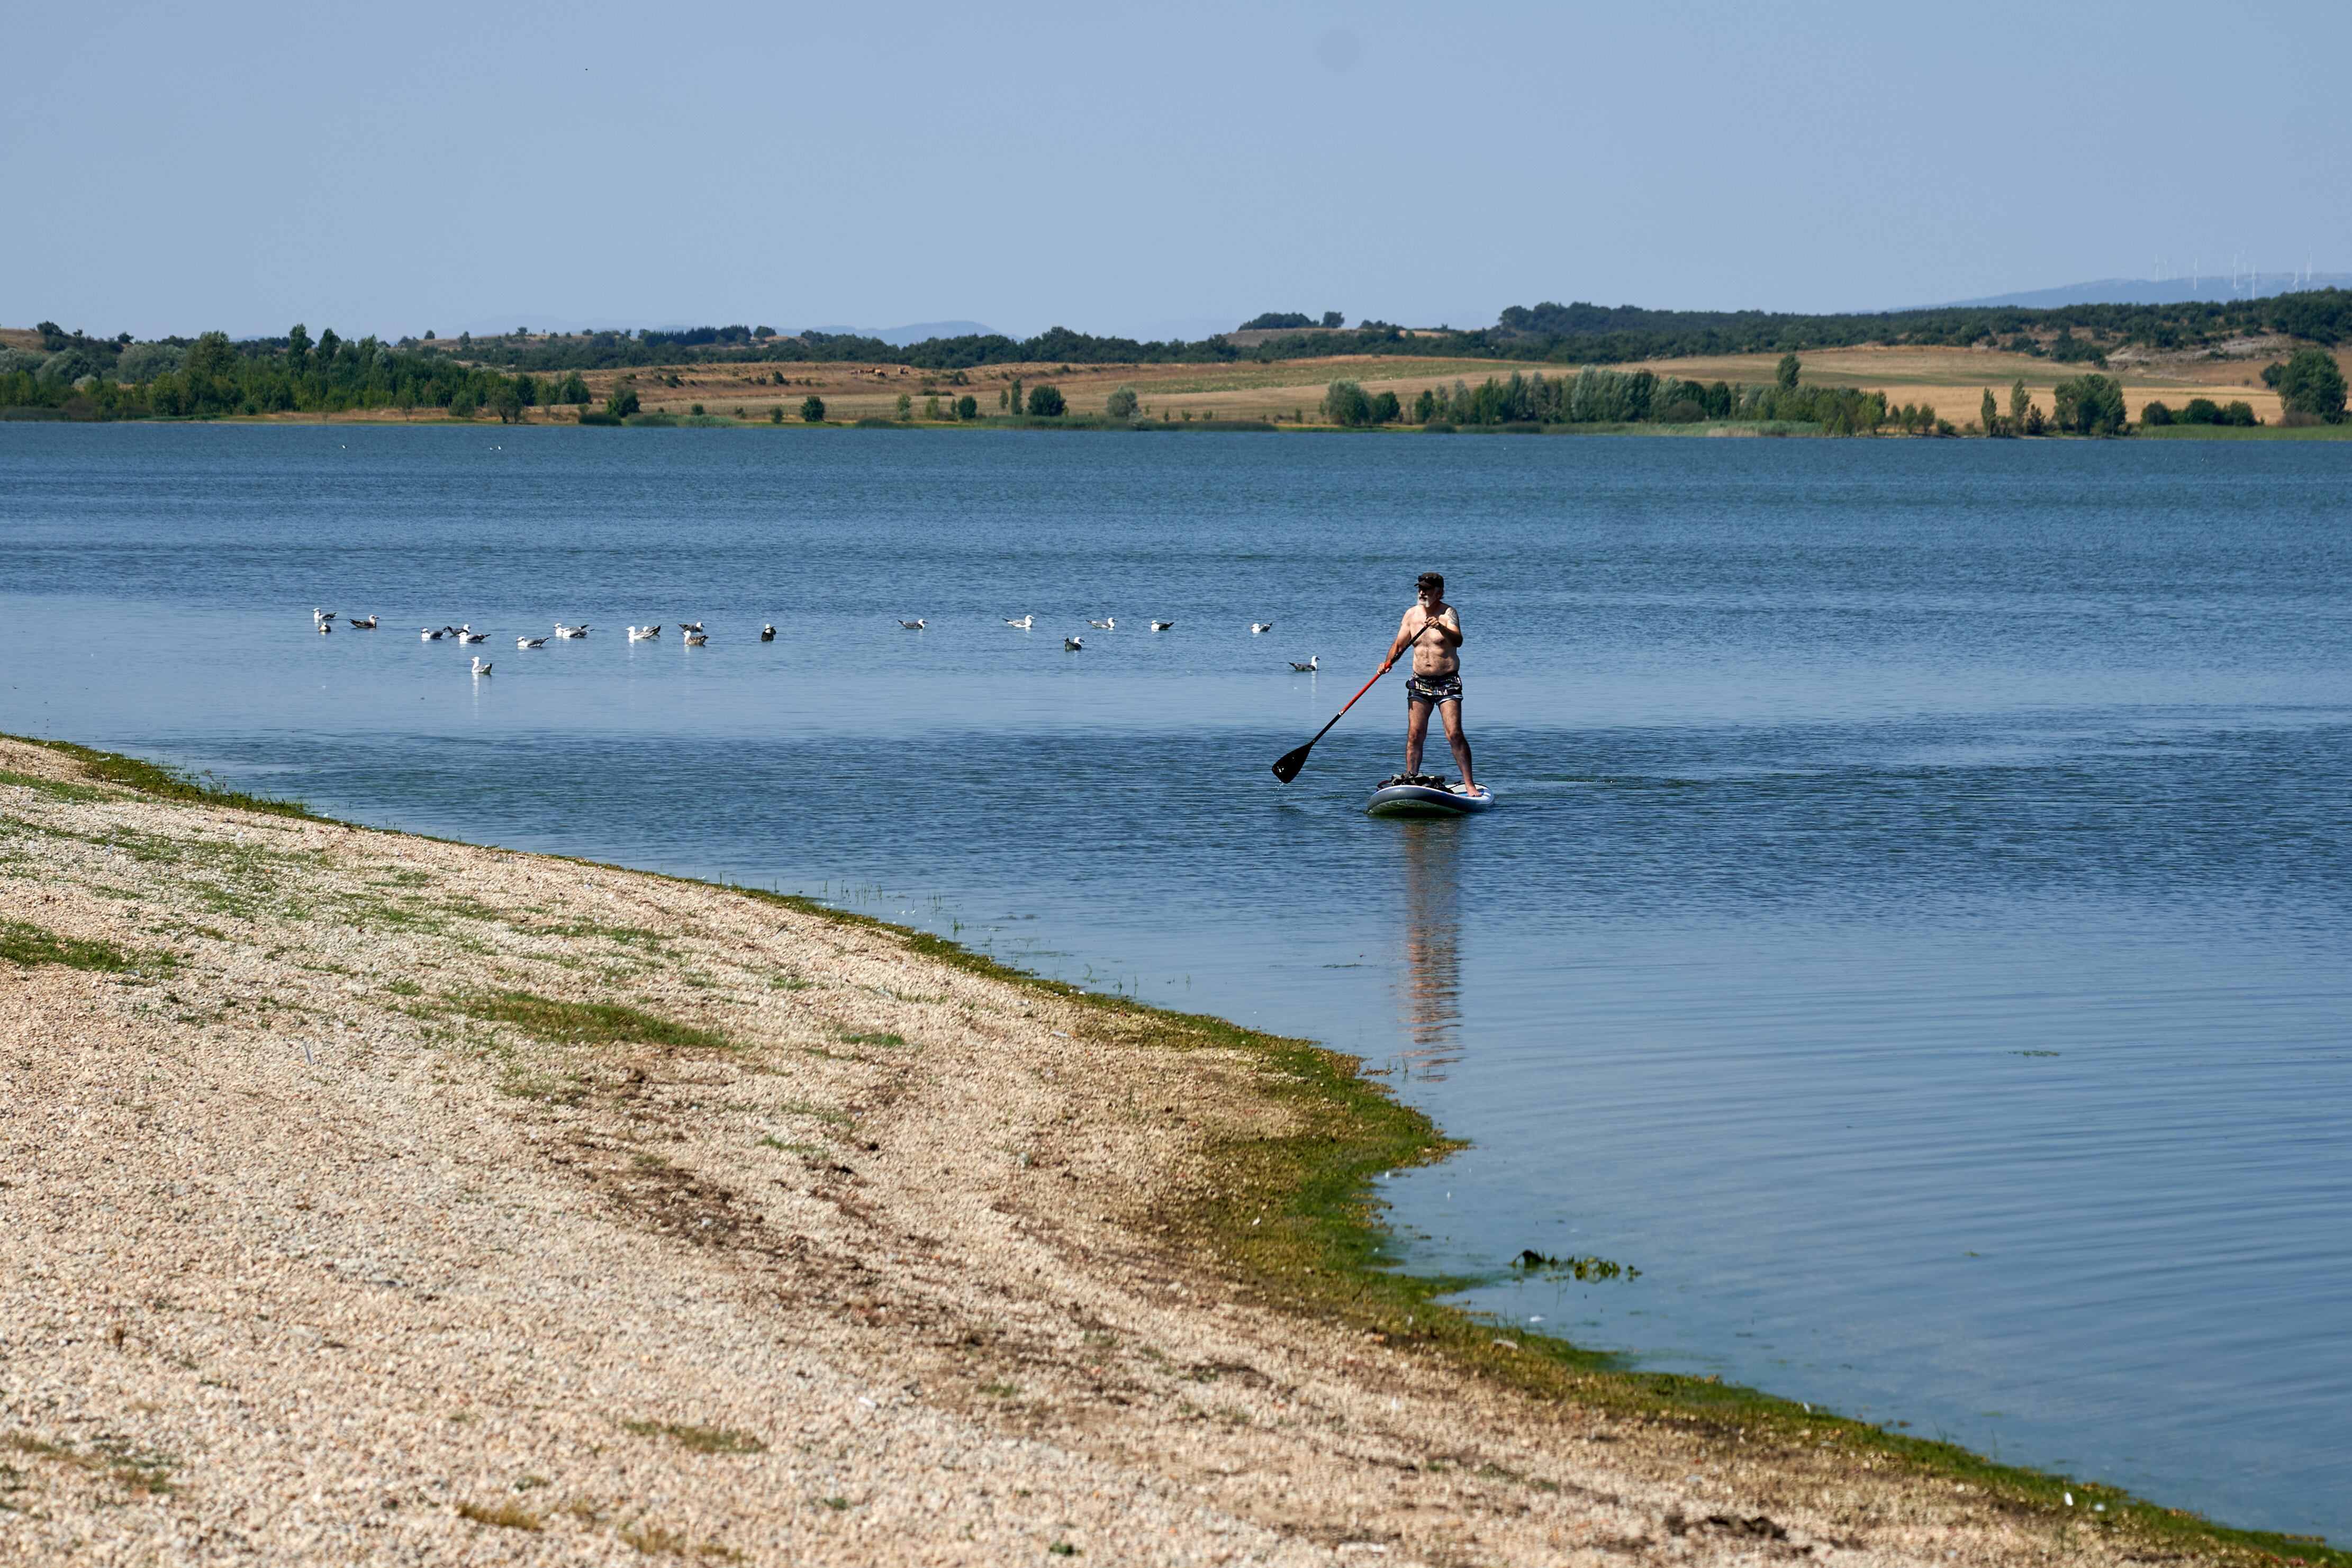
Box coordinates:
[455,989,730,1050]
[0,919,162,974]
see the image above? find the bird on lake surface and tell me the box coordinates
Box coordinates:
[759,623,776,641]
[348,615,377,629]
[317,621,331,634]
[898,619,926,630]
[517,636,547,649]
[627,625,662,641]
[684,630,709,646]
[1151,620,1174,631]
[456,628,487,644]
[312,608,335,623]
[421,628,445,640]
[1251,622,1274,635]
[1088,616,1115,630]
[1289,655,1318,672]
[1064,636,1084,650]
[470,658,492,676]
[1004,615,1033,629]
[555,623,588,638]
[680,621,705,633]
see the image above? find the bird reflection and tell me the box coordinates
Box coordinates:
[1391,820,1464,1080]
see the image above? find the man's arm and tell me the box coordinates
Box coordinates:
[1380,610,1421,672]
[1428,606,1463,647]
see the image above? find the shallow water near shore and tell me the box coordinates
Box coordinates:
[4,423,2349,1538]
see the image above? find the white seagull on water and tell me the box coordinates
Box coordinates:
[421,627,446,641]
[1088,616,1115,630]
[470,657,492,676]
[1251,622,1274,635]
[347,615,377,629]
[312,608,336,623]
[555,623,588,638]
[1064,636,1084,651]
[680,621,705,633]
[1288,655,1319,672]
[683,630,709,646]
[898,619,926,630]
[759,624,776,641]
[456,627,487,644]
[517,636,547,649]
[1003,615,1033,629]
[627,625,662,641]
[1151,620,1174,631]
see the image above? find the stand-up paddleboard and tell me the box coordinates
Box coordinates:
[1367,776,1495,817]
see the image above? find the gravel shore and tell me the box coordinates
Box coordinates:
[0,735,2239,1566]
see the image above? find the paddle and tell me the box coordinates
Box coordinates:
[1271,659,1397,783]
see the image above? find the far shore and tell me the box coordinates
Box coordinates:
[1,732,2338,1565]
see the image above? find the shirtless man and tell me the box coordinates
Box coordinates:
[1379,571,1474,790]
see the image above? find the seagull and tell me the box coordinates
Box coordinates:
[421,627,446,641]
[517,636,547,649]
[555,623,588,638]
[1003,615,1033,629]
[1251,622,1274,635]
[1088,616,1115,630]
[759,624,776,641]
[1150,620,1174,631]
[627,625,662,641]
[898,619,926,630]
[348,615,377,629]
[317,621,332,634]
[1289,655,1319,672]
[456,628,487,644]
[1064,636,1084,650]
[684,630,708,646]
[680,621,705,633]
[312,608,335,623]
[470,657,492,676]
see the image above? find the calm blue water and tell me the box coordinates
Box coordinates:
[4,424,2347,1536]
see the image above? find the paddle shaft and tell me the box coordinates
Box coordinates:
[1307,662,1394,750]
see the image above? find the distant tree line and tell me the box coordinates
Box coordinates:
[0,322,586,422]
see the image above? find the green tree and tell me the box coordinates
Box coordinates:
[2273,347,2347,421]
[488,384,525,423]
[770,405,784,423]
[1322,380,1373,425]
[1105,386,1138,418]
[1321,311,1344,329]
[1027,384,1065,416]
[1980,387,2000,436]
[2009,378,2030,425]
[896,391,913,419]
[1369,390,1401,423]
[286,323,312,364]
[1776,353,1800,390]
[1413,388,1439,422]
[800,394,826,422]
[2140,401,2173,426]
[1009,376,1024,414]
[2052,374,2126,436]
[605,387,640,418]
[955,394,978,420]
[448,386,480,419]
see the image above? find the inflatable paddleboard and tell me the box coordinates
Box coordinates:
[1366,777,1495,818]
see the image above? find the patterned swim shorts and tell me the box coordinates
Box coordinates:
[1405,670,1463,706]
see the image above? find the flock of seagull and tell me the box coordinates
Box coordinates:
[310,606,1316,673]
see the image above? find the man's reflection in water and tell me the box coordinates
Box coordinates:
[1392,820,1464,1080]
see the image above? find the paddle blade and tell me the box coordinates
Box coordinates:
[1270,741,1314,783]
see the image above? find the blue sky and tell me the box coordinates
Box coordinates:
[10,1,2347,341]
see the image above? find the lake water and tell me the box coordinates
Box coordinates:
[4,423,2347,1538]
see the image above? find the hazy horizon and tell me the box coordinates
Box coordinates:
[11,2,2348,343]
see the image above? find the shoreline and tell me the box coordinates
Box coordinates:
[1,731,2336,1565]
[9,409,2345,439]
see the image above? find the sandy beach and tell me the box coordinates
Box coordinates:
[0,732,2302,1566]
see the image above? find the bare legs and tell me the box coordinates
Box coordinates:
[1404,698,1474,788]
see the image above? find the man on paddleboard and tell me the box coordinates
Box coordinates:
[1380,571,1475,791]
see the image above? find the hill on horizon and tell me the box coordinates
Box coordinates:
[1935,274,2352,310]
